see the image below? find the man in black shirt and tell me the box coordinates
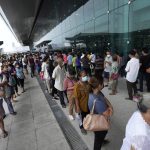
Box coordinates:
[139,48,150,92]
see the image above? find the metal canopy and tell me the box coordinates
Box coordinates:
[36,40,51,47]
[0,0,88,45]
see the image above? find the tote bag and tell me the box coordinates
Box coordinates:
[83,100,110,131]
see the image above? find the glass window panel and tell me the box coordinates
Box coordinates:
[75,6,84,26]
[76,25,84,34]
[94,0,108,17]
[109,5,128,33]
[69,13,76,29]
[61,21,66,33]
[109,5,129,54]
[84,20,94,33]
[84,0,94,22]
[109,0,128,10]
[95,14,108,33]
[129,0,150,31]
[65,18,71,31]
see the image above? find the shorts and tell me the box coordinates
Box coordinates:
[104,71,110,79]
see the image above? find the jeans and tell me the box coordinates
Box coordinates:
[57,90,66,106]
[4,97,15,114]
[94,131,108,150]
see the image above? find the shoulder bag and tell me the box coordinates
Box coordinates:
[146,67,150,73]
[83,99,110,131]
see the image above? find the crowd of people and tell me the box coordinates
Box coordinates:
[0,48,150,150]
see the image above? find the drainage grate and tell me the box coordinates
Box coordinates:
[37,77,89,150]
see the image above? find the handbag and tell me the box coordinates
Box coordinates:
[146,67,150,73]
[111,73,119,80]
[83,99,110,131]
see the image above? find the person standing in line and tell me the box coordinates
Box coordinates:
[81,53,91,76]
[109,55,119,95]
[52,57,66,108]
[90,52,96,68]
[104,51,112,87]
[22,55,28,75]
[76,53,81,74]
[125,50,140,100]
[0,98,8,138]
[121,93,150,150]
[1,65,17,115]
[41,56,51,94]
[67,52,73,70]
[139,48,150,92]
[28,54,35,78]
[88,77,113,150]
[15,63,25,93]
[64,69,77,120]
[95,54,104,80]
[73,70,90,134]
[72,53,77,74]
[63,52,68,70]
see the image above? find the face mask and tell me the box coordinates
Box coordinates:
[107,55,110,57]
[82,76,88,82]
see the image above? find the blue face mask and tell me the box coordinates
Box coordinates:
[82,76,88,82]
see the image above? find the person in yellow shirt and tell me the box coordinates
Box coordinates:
[73,70,90,134]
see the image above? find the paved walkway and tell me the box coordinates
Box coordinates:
[0,76,70,150]
[0,76,140,150]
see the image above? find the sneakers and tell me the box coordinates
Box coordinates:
[52,96,59,101]
[68,115,74,121]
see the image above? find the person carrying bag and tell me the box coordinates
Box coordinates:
[86,76,113,150]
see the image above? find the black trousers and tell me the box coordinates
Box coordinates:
[30,64,35,77]
[94,131,108,150]
[80,111,89,129]
[51,79,57,97]
[18,78,24,88]
[57,90,65,106]
[126,80,137,99]
[145,73,150,92]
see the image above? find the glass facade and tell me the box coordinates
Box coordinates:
[37,0,150,54]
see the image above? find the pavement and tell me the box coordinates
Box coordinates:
[0,76,140,150]
[0,76,70,150]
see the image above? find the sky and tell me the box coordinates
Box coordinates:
[0,15,21,53]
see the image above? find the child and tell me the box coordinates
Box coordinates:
[109,55,119,95]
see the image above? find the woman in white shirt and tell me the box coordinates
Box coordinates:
[41,56,51,94]
[121,93,150,150]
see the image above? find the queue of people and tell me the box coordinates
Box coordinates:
[0,48,150,150]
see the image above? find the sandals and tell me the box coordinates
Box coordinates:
[2,131,8,138]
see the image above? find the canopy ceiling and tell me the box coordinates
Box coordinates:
[0,0,88,45]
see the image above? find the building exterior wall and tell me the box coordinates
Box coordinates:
[36,0,150,54]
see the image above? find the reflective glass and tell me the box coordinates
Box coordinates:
[109,0,128,10]
[84,20,94,33]
[75,6,84,26]
[109,5,129,53]
[109,5,128,33]
[69,13,76,29]
[95,14,108,33]
[94,0,108,17]
[129,0,150,31]
[84,0,94,22]
[76,24,84,34]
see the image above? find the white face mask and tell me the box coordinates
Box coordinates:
[107,55,111,57]
[82,76,88,82]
